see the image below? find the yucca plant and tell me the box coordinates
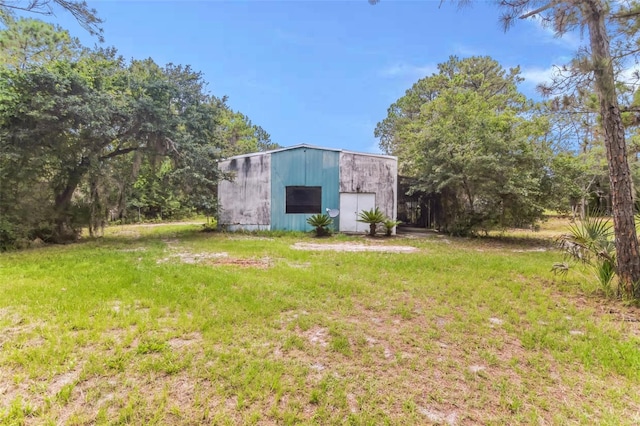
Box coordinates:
[557,215,617,295]
[306,214,332,237]
[383,218,402,236]
[357,207,385,237]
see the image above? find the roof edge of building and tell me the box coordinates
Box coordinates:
[219,143,396,162]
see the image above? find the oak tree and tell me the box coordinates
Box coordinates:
[376,56,551,235]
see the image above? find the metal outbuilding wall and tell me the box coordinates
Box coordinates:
[339,152,397,223]
[217,153,271,231]
[270,146,340,231]
[217,144,397,233]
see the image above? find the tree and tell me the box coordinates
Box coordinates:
[498,0,640,297]
[0,16,83,68]
[0,17,275,247]
[376,56,551,235]
[549,150,608,217]
[0,48,226,241]
[0,0,103,40]
[219,108,279,157]
[542,93,612,217]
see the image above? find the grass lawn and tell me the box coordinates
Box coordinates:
[1,220,639,425]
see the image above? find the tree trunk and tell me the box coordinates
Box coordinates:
[53,157,90,242]
[584,0,640,297]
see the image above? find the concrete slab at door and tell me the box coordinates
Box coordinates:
[339,193,375,232]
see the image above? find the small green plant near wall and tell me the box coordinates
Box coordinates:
[357,207,386,236]
[383,219,402,236]
[306,214,333,237]
[201,218,217,233]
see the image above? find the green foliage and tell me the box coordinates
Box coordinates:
[542,93,612,218]
[376,56,550,236]
[202,218,217,233]
[357,207,385,236]
[219,109,280,157]
[0,218,17,251]
[557,215,617,296]
[0,17,83,68]
[548,150,607,217]
[0,18,274,248]
[306,214,332,237]
[382,219,402,236]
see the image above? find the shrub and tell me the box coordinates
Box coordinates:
[383,219,402,236]
[307,214,332,237]
[556,215,617,296]
[357,207,385,237]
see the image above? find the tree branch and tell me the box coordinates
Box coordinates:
[519,2,554,19]
[611,9,640,20]
[99,146,139,160]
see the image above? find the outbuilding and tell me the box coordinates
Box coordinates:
[217,144,397,233]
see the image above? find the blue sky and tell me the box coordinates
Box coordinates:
[50,1,583,154]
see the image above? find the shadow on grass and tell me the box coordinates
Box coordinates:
[473,235,555,249]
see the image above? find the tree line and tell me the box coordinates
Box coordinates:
[375,55,640,233]
[373,0,640,298]
[0,15,277,249]
[5,0,640,297]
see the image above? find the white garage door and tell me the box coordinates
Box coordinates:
[339,193,376,233]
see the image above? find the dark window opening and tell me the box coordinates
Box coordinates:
[286,186,322,214]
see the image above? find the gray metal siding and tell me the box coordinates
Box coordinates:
[339,152,398,222]
[217,154,271,229]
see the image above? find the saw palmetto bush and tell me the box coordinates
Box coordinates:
[556,215,617,296]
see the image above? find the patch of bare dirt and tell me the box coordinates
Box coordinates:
[156,250,272,268]
[213,257,272,268]
[303,326,329,348]
[48,366,83,396]
[168,332,203,350]
[418,406,458,425]
[226,235,274,241]
[292,242,419,253]
[157,251,229,264]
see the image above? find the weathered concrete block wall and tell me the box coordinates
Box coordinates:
[217,153,271,230]
[339,152,397,221]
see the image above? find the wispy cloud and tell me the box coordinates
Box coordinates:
[618,62,640,87]
[379,63,437,79]
[520,66,558,86]
[523,14,584,50]
[520,62,640,91]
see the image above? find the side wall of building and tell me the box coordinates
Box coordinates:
[271,147,340,231]
[339,153,398,222]
[217,153,271,231]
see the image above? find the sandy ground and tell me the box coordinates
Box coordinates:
[291,242,419,253]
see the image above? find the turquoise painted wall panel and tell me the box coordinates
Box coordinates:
[271,147,340,231]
